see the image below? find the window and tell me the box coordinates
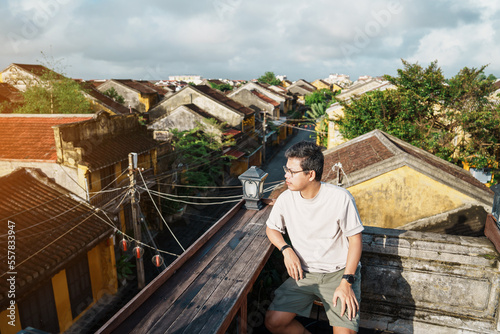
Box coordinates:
[19,280,60,333]
[66,255,93,318]
[100,165,116,190]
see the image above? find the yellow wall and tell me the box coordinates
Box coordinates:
[347,166,476,228]
[0,304,22,334]
[0,241,117,334]
[88,239,118,302]
[52,270,72,332]
[311,80,331,91]
[139,94,156,112]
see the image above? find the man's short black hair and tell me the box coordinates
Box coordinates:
[285,141,323,181]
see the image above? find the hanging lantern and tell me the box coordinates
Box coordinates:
[120,238,130,252]
[133,246,144,259]
[152,254,164,267]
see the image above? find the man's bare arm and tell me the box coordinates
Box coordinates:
[266,226,303,280]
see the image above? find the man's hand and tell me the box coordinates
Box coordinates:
[283,248,303,281]
[333,280,359,320]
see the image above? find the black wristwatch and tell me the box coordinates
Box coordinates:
[342,274,355,284]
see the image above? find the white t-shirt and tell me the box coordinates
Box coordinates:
[266,182,364,273]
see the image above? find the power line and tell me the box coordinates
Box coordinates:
[138,169,186,252]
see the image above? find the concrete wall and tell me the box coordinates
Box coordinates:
[361,226,500,333]
[0,161,86,199]
[97,81,142,112]
[53,112,139,169]
[230,89,276,117]
[348,166,484,229]
[149,87,243,127]
[148,106,223,139]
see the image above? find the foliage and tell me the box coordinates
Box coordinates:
[13,64,92,114]
[304,88,337,106]
[208,81,233,92]
[103,87,125,104]
[170,127,233,188]
[116,254,135,281]
[257,71,282,86]
[303,103,329,147]
[336,59,500,169]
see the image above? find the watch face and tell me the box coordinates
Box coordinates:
[343,275,355,284]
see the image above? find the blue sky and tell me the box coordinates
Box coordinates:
[1,0,499,82]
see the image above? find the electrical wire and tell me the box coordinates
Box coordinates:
[138,169,186,252]
[141,188,242,200]
[0,213,95,278]
[0,188,128,238]
[155,182,242,189]
[145,189,242,206]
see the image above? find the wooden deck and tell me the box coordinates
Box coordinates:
[96,199,274,334]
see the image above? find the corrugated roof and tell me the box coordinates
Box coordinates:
[0,168,114,308]
[0,116,92,161]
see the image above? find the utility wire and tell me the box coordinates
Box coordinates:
[138,169,186,252]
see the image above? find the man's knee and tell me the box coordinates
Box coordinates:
[265,310,293,332]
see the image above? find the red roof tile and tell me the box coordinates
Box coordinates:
[0,83,23,103]
[0,116,92,161]
[323,130,493,194]
[0,168,113,307]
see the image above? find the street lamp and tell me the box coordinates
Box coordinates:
[238,166,268,210]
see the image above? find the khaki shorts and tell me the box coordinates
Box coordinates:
[269,266,361,330]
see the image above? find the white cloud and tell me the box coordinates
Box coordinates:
[1,0,499,80]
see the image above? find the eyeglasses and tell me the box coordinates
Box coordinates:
[283,166,310,177]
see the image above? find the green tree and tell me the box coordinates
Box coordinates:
[303,103,329,147]
[208,81,233,92]
[14,66,92,114]
[257,71,282,86]
[170,128,232,187]
[103,87,125,104]
[336,60,500,171]
[304,88,337,106]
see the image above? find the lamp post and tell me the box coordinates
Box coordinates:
[238,166,268,210]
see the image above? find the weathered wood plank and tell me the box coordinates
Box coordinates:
[98,200,245,334]
[147,207,271,333]
[187,229,272,333]
[110,208,251,333]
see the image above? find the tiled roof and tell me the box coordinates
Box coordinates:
[323,135,395,178]
[0,168,114,307]
[83,130,159,171]
[0,83,23,103]
[195,85,255,116]
[0,116,92,161]
[10,63,65,80]
[323,130,493,195]
[81,82,131,114]
[251,90,280,107]
[254,82,290,99]
[112,79,158,95]
[136,80,171,96]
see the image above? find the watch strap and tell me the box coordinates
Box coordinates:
[280,244,291,252]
